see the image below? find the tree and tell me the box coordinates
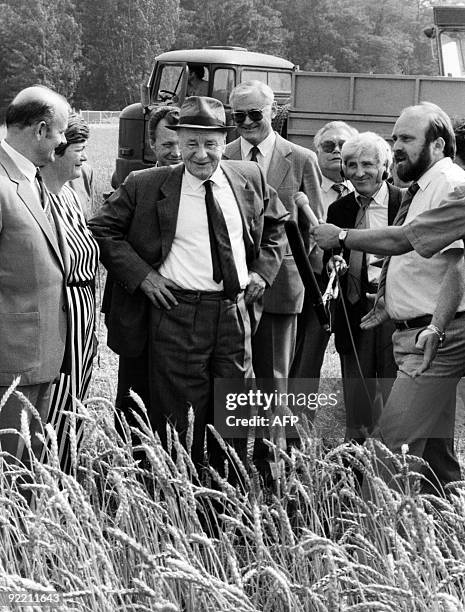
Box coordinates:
[273,0,437,75]
[0,0,82,114]
[176,0,288,57]
[74,0,179,109]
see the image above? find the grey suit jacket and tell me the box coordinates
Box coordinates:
[0,147,66,385]
[223,133,323,314]
[89,161,289,357]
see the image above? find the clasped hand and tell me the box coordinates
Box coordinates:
[327,254,347,276]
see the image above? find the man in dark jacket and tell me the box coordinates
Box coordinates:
[325,132,402,442]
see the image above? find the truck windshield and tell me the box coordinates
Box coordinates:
[154,64,185,103]
[439,31,465,77]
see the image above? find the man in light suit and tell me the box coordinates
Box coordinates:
[224,81,323,382]
[89,97,288,475]
[0,86,69,465]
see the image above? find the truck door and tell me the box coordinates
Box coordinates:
[150,62,188,106]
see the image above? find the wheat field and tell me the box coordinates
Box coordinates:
[1,125,465,611]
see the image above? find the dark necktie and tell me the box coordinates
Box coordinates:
[204,180,241,299]
[36,169,57,236]
[331,183,346,200]
[250,146,260,163]
[376,182,420,300]
[347,195,371,304]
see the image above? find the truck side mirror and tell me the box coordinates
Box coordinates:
[140,84,150,108]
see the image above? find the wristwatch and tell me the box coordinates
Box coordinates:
[338,229,348,249]
[426,323,446,345]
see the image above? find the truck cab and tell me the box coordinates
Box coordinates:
[113,47,294,187]
[427,6,465,77]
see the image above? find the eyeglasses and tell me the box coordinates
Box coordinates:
[232,108,266,123]
[319,139,346,153]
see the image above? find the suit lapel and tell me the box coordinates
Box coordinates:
[0,148,65,270]
[266,134,290,190]
[221,163,255,255]
[223,139,241,161]
[155,164,183,260]
[340,192,359,227]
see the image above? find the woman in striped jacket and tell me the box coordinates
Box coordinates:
[41,113,99,473]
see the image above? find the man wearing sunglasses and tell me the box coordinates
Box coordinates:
[224,80,323,389]
[291,120,358,382]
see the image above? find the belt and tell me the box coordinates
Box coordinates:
[171,289,243,302]
[394,311,465,331]
[67,279,93,288]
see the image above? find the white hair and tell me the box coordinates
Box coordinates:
[230,80,274,106]
[314,121,358,149]
[341,131,393,168]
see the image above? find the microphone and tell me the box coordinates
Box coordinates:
[285,220,330,331]
[293,191,320,226]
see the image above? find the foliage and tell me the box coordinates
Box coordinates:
[0,0,82,116]
[273,0,437,75]
[2,374,465,611]
[0,0,451,111]
[176,0,288,57]
[73,0,180,109]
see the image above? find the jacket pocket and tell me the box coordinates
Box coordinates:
[0,312,40,373]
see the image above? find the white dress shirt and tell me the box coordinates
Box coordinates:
[363,181,389,284]
[320,175,353,218]
[239,131,276,175]
[158,165,248,291]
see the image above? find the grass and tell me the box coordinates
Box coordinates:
[2,376,465,611]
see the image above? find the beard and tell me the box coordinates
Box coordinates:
[395,142,432,182]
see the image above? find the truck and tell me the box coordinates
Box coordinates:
[113,47,294,186]
[113,5,465,186]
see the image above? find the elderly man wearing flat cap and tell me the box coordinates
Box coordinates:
[89,97,288,474]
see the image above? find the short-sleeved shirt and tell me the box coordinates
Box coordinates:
[403,184,465,257]
[385,157,465,319]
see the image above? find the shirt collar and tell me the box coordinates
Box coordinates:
[240,130,276,160]
[355,181,388,207]
[321,174,352,194]
[1,139,38,183]
[416,157,453,192]
[184,164,225,191]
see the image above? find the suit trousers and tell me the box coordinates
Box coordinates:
[253,312,297,382]
[341,319,397,442]
[148,291,253,476]
[375,317,465,492]
[0,382,53,504]
[115,348,151,444]
[289,276,331,389]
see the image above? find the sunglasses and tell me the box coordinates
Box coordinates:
[320,139,346,153]
[232,108,265,123]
